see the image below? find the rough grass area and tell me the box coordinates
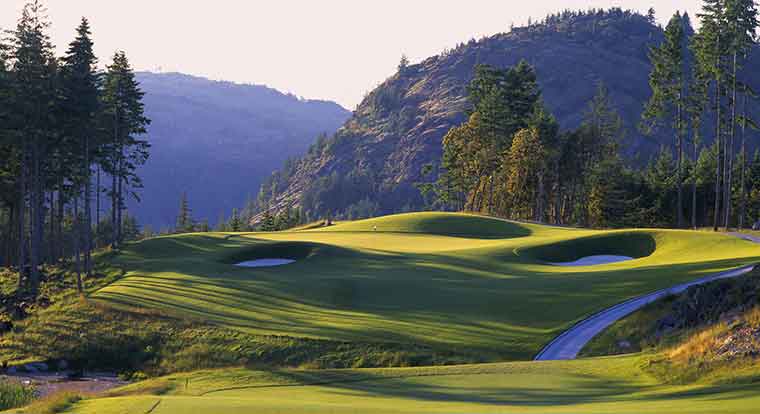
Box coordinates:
[3,392,84,414]
[582,268,760,385]
[0,292,478,377]
[0,381,35,411]
[91,212,760,361]
[29,355,760,414]
[583,268,760,358]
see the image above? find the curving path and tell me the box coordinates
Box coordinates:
[534,264,757,361]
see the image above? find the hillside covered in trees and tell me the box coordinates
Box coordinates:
[255,8,760,226]
[131,73,350,229]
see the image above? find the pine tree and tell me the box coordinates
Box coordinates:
[61,17,101,280]
[724,0,759,229]
[695,0,728,231]
[647,7,657,25]
[101,51,150,247]
[10,0,57,294]
[198,219,210,232]
[176,192,193,233]
[215,211,228,232]
[398,54,410,74]
[228,208,242,232]
[642,12,689,228]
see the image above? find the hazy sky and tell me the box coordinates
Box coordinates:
[2,1,702,108]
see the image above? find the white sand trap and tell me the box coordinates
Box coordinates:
[549,255,634,267]
[236,259,296,268]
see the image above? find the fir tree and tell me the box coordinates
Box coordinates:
[61,17,101,279]
[228,208,242,232]
[176,192,193,233]
[647,7,657,25]
[10,0,57,294]
[215,211,228,232]
[642,12,690,228]
[101,51,150,247]
[398,54,410,74]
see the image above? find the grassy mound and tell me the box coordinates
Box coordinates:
[520,232,656,263]
[320,212,535,238]
[218,241,324,265]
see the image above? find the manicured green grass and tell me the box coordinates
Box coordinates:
[26,354,760,414]
[5,212,760,413]
[90,212,760,361]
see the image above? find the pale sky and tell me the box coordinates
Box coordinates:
[1,0,702,109]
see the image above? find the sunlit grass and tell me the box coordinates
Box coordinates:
[44,354,760,414]
[89,212,760,361]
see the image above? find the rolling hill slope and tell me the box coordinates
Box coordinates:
[89,213,760,361]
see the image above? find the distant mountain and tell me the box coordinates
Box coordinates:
[128,72,350,228]
[255,9,759,222]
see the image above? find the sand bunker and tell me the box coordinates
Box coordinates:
[236,259,296,268]
[549,255,633,267]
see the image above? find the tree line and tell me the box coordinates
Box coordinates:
[0,1,150,297]
[170,191,306,235]
[431,2,758,229]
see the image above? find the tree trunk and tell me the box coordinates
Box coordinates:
[713,79,722,232]
[676,100,684,228]
[73,194,83,293]
[96,165,101,248]
[535,172,545,223]
[739,88,748,230]
[692,135,698,230]
[17,146,27,291]
[29,137,41,296]
[48,190,55,264]
[111,170,117,248]
[56,175,63,262]
[723,52,738,231]
[84,136,93,276]
[117,172,123,246]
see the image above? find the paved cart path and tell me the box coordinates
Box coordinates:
[535,262,757,360]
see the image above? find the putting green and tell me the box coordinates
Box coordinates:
[59,355,760,413]
[92,212,760,360]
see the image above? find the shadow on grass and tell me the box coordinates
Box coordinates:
[94,233,760,362]
[199,369,656,407]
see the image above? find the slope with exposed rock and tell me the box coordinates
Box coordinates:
[255,9,759,223]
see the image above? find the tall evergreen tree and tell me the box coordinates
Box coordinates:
[61,17,100,280]
[10,0,57,294]
[176,192,193,233]
[724,0,759,229]
[101,51,150,247]
[229,208,242,232]
[696,0,730,231]
[642,12,689,228]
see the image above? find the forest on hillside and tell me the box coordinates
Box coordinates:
[254,5,760,230]
[431,4,759,230]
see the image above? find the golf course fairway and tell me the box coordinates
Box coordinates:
[91,212,760,360]
[62,355,760,413]
[18,212,760,413]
